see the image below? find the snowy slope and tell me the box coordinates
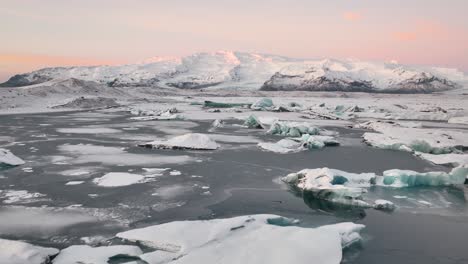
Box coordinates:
[1,51,466,93]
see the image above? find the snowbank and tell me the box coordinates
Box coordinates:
[117,214,364,264]
[141,133,219,150]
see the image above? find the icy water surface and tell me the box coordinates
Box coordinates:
[1,110,468,263]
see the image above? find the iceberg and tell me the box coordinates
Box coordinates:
[251,97,274,110]
[140,133,219,150]
[92,172,146,187]
[243,114,265,129]
[373,199,396,211]
[258,135,339,153]
[377,166,468,188]
[282,168,375,207]
[267,121,320,137]
[0,148,25,167]
[360,121,467,154]
[415,152,468,167]
[52,245,142,264]
[117,214,365,264]
[0,238,59,264]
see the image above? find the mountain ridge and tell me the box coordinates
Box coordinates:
[2,51,466,93]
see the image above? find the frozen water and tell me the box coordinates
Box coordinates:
[56,127,121,134]
[377,166,468,188]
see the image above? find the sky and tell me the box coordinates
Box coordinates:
[1,0,467,81]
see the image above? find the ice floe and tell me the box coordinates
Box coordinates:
[416,152,468,167]
[141,133,219,150]
[52,245,142,264]
[0,238,59,264]
[0,190,48,204]
[0,148,25,167]
[258,135,339,153]
[117,214,364,264]
[56,127,121,134]
[58,143,195,165]
[359,121,468,154]
[373,199,396,211]
[448,116,468,125]
[93,172,146,187]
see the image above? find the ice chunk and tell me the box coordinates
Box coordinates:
[117,214,364,264]
[258,139,303,154]
[415,152,468,167]
[267,121,320,137]
[360,121,468,154]
[282,168,375,207]
[0,190,47,204]
[373,199,396,211]
[93,172,145,187]
[243,114,265,129]
[56,127,121,134]
[251,98,274,110]
[448,116,468,125]
[0,238,59,264]
[258,135,339,153]
[377,166,468,187]
[52,245,142,264]
[211,119,224,128]
[65,181,84,185]
[0,148,25,166]
[141,133,219,150]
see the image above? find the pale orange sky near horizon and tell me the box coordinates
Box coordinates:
[1,0,467,82]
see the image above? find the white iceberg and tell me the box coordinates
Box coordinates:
[258,135,339,154]
[0,148,25,166]
[93,172,145,187]
[373,199,396,211]
[140,133,219,150]
[267,121,320,137]
[117,214,365,264]
[258,138,304,154]
[52,245,142,264]
[448,116,468,125]
[415,152,468,167]
[376,166,468,188]
[0,238,59,264]
[282,168,375,207]
[360,121,468,154]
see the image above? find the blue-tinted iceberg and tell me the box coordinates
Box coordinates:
[376,166,468,187]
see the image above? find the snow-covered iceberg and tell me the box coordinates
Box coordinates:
[0,148,25,167]
[359,121,468,154]
[0,238,59,264]
[258,135,339,153]
[52,245,142,264]
[117,214,365,264]
[140,133,219,150]
[283,168,375,207]
[130,107,184,121]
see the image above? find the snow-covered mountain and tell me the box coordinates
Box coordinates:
[2,51,466,93]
